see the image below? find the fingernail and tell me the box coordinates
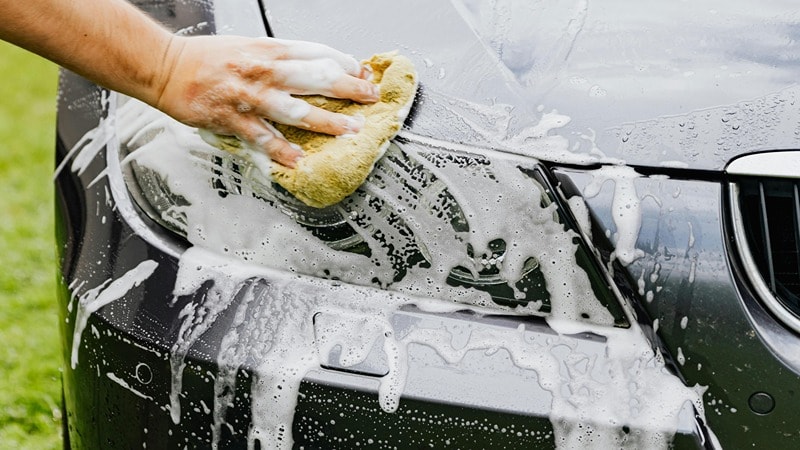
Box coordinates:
[284,147,303,168]
[360,64,373,80]
[368,84,380,102]
[345,115,365,134]
[255,134,273,147]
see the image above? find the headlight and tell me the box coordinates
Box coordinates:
[118,94,626,326]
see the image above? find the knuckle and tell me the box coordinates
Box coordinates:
[230,60,276,81]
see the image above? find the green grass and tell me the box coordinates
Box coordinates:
[0,41,61,448]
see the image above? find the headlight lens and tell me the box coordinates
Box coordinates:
[118,95,625,326]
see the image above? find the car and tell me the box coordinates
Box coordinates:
[56,0,800,448]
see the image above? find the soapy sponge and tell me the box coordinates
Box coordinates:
[272,53,417,208]
[205,52,418,208]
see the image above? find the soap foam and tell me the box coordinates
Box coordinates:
[70,260,158,369]
[583,166,645,266]
[60,94,713,449]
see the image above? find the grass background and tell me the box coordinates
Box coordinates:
[0,41,62,448]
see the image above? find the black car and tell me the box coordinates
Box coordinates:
[57,0,800,448]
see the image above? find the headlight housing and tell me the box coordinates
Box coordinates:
[118,95,627,326]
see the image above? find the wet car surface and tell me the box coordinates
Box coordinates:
[57,0,800,448]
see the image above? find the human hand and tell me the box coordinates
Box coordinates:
[154,35,380,168]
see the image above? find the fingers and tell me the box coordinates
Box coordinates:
[270,38,362,77]
[270,59,379,103]
[328,74,380,103]
[259,91,311,125]
[231,117,303,168]
[173,36,383,168]
[261,91,365,135]
[300,107,364,135]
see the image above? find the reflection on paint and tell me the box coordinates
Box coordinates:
[61,89,716,448]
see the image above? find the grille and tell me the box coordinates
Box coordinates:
[737,178,800,319]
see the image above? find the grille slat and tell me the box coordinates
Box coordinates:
[758,182,777,291]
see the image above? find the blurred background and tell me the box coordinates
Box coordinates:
[0,41,62,448]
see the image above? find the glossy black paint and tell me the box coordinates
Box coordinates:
[56,0,800,448]
[266,0,800,171]
[57,1,594,448]
[553,168,800,446]
[56,2,203,447]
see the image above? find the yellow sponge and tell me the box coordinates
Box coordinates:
[205,52,418,208]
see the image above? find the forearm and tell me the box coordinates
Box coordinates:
[0,0,177,106]
[0,0,380,168]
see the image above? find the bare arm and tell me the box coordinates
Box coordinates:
[0,0,378,167]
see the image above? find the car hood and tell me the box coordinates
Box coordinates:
[266,0,800,171]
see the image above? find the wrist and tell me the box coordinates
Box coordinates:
[147,34,187,110]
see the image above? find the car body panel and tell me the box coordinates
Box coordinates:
[267,0,800,170]
[55,0,800,449]
[553,168,800,446]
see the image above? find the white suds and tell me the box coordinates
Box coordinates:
[583,166,644,266]
[106,372,154,400]
[71,260,158,369]
[61,94,712,449]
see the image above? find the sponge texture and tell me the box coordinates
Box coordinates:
[272,52,418,207]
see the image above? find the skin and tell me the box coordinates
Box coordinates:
[0,0,379,168]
